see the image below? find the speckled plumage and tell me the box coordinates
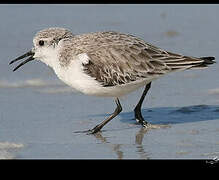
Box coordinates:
[54,30,207,87]
[35,27,74,43]
[9,27,215,133]
[27,27,215,91]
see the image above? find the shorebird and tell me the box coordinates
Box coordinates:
[9,27,215,134]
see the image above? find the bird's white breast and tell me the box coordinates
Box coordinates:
[53,53,152,97]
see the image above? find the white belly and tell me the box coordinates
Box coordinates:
[53,55,153,97]
[58,68,151,97]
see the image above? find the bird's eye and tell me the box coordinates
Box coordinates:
[39,40,44,46]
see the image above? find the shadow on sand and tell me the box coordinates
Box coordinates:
[88,104,219,125]
[119,104,219,125]
[89,104,219,159]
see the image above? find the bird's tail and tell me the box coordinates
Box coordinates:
[190,56,215,69]
[199,56,215,65]
[164,55,216,71]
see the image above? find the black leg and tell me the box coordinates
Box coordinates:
[134,82,151,127]
[75,98,122,134]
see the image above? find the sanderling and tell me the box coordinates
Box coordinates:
[9,27,215,134]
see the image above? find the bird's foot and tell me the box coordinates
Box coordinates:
[136,118,150,128]
[74,125,102,134]
[87,125,102,134]
[135,112,149,128]
[135,117,170,129]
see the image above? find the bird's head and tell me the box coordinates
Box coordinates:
[9,27,74,71]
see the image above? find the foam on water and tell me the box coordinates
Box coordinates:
[0,78,76,94]
[0,78,58,88]
[0,142,24,159]
[36,86,74,94]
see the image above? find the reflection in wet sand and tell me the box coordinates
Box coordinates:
[92,124,170,159]
[93,132,123,159]
[135,124,171,159]
[135,128,150,159]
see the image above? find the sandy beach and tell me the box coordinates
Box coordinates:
[0,4,219,159]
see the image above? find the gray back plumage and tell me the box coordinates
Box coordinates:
[58,31,214,87]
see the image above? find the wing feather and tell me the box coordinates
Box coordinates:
[60,31,209,87]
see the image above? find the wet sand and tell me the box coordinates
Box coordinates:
[0,4,219,159]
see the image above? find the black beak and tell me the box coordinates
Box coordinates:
[9,50,35,71]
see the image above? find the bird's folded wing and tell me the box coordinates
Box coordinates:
[82,42,195,87]
[59,31,204,87]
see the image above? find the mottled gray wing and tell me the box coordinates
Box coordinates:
[82,43,168,87]
[81,34,205,87]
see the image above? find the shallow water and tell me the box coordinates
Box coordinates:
[1,4,219,159]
